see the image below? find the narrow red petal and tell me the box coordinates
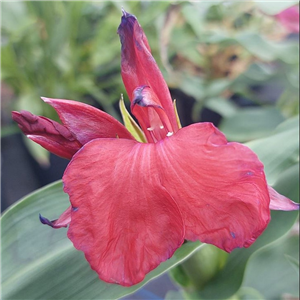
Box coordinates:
[63,138,184,286]
[12,111,82,159]
[156,123,271,252]
[118,11,179,136]
[42,97,134,143]
[40,206,72,228]
[268,186,299,211]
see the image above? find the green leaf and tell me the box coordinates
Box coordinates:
[169,263,194,289]
[236,32,299,64]
[204,79,232,99]
[277,88,300,118]
[273,114,299,134]
[119,96,146,143]
[240,62,277,82]
[170,244,229,291]
[181,3,206,39]
[165,290,185,300]
[236,287,266,300]
[0,125,20,138]
[240,235,299,299]
[219,107,286,142]
[0,2,35,37]
[285,254,299,275]
[1,182,203,299]
[246,115,299,185]
[23,138,50,167]
[204,97,238,118]
[178,75,206,101]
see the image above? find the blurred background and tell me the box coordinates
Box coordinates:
[1,1,299,299]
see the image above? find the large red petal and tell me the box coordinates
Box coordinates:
[156,123,271,252]
[117,11,179,136]
[42,98,134,143]
[63,139,184,286]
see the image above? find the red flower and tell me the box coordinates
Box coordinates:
[12,11,299,286]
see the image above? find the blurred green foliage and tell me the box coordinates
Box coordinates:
[161,1,299,131]
[2,1,299,132]
[1,1,169,121]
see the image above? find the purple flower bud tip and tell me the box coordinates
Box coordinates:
[39,213,54,227]
[121,8,134,19]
